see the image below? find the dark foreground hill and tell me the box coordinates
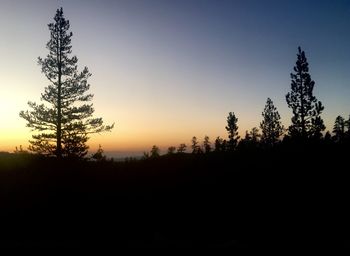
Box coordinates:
[0,143,349,248]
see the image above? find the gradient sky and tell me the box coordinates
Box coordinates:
[0,0,349,156]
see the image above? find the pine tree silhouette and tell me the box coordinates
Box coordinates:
[203,135,212,153]
[286,47,325,141]
[332,116,346,143]
[260,98,284,147]
[225,112,240,151]
[19,8,113,158]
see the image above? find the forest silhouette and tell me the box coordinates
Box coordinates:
[1,7,350,248]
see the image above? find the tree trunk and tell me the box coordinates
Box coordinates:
[56,31,62,158]
[299,70,306,139]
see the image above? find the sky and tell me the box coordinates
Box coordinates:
[0,0,349,156]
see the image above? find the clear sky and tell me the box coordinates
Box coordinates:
[0,0,349,156]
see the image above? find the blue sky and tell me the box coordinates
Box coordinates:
[0,0,349,154]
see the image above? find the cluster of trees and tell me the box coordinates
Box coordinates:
[20,8,348,160]
[143,47,349,157]
[143,97,283,156]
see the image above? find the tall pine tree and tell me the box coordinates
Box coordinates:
[260,98,284,146]
[20,8,113,158]
[286,47,325,140]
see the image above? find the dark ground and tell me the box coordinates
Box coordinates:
[0,143,349,248]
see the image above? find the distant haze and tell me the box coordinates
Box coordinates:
[103,150,144,160]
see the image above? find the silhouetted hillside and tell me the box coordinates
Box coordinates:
[0,142,349,248]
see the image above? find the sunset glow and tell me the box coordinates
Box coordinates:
[0,0,349,156]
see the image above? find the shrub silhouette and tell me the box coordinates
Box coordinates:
[177,143,187,153]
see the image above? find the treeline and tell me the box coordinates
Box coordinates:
[142,47,349,159]
[143,113,350,159]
